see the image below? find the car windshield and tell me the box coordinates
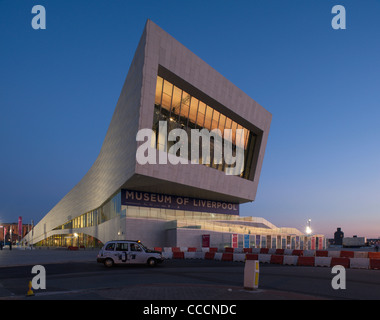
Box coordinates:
[137,242,149,251]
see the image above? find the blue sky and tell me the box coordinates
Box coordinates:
[1,0,380,238]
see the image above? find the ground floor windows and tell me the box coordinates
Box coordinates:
[35,233,103,248]
[52,192,123,231]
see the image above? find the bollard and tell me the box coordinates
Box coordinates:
[244,259,259,290]
[26,281,34,296]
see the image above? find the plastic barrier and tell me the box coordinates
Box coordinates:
[225,247,234,253]
[214,253,223,261]
[173,251,184,259]
[340,251,354,258]
[243,248,253,254]
[252,248,261,254]
[205,252,215,260]
[184,252,196,259]
[233,253,246,262]
[284,249,293,255]
[275,249,285,255]
[270,255,284,265]
[158,247,380,271]
[221,253,233,261]
[316,250,328,257]
[209,247,218,253]
[162,252,173,259]
[246,254,259,261]
[354,251,368,258]
[268,248,276,255]
[258,254,271,263]
[183,252,204,259]
[328,251,340,258]
[370,259,380,270]
[292,250,303,256]
[331,257,350,268]
[368,252,380,259]
[180,247,188,252]
[350,258,369,269]
[260,248,269,254]
[194,252,205,259]
[234,248,244,253]
[297,256,315,266]
[283,255,298,266]
[303,250,315,257]
[315,257,332,267]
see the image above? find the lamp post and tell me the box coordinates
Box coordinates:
[0,226,3,250]
[306,219,312,235]
[305,219,312,250]
[74,233,79,247]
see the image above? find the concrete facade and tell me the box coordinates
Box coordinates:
[22,20,302,249]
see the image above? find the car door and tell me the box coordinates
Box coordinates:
[104,242,118,262]
[129,243,146,264]
[115,242,129,264]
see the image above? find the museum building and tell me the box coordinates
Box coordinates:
[23,20,324,251]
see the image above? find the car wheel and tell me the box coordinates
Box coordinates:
[147,258,157,267]
[104,258,114,268]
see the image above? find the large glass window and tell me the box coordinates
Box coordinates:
[52,192,122,232]
[153,75,257,180]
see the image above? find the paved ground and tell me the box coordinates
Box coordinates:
[0,247,97,267]
[1,248,380,301]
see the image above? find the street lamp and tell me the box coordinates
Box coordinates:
[304,219,312,250]
[74,233,79,247]
[306,219,312,235]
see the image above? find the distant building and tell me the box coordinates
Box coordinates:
[0,223,30,244]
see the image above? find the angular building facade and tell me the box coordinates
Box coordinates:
[24,20,323,250]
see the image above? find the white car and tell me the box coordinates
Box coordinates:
[97,240,164,267]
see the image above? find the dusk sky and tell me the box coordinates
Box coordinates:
[1,0,380,238]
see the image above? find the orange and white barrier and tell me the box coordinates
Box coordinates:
[350,258,370,269]
[368,252,380,259]
[258,254,271,264]
[159,247,380,270]
[354,251,368,258]
[303,250,316,257]
[270,255,284,265]
[297,256,315,266]
[315,257,332,267]
[328,251,340,258]
[283,255,298,265]
[331,257,350,268]
[370,259,380,269]
[316,250,329,257]
[233,253,246,262]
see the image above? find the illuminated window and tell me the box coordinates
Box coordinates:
[153,76,256,180]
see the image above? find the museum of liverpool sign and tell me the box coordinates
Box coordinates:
[121,189,239,215]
